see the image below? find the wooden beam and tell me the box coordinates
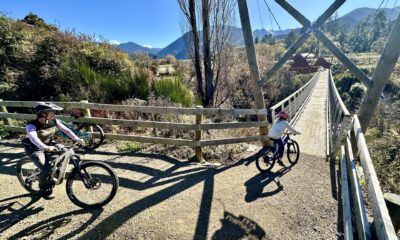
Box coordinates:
[313,29,372,87]
[0,112,270,130]
[237,0,269,146]
[0,101,269,116]
[259,32,311,86]
[345,134,372,240]
[274,0,310,27]
[352,116,397,239]
[358,13,400,131]
[260,0,346,86]
[314,0,346,27]
[340,145,354,240]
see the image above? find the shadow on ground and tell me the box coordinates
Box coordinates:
[0,142,342,239]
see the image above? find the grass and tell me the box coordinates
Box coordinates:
[117,142,142,153]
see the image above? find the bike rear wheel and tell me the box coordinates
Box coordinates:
[16,157,41,194]
[76,123,105,151]
[66,161,118,209]
[287,140,300,165]
[255,147,276,173]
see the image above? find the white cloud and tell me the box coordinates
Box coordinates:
[109,40,121,45]
[143,44,153,48]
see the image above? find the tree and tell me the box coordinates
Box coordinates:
[178,0,204,101]
[21,13,57,30]
[284,30,297,48]
[178,0,236,106]
[261,34,275,45]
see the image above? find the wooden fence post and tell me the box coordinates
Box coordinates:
[195,105,203,162]
[0,99,13,126]
[80,100,93,132]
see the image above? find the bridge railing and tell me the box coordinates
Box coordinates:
[328,70,397,239]
[270,70,320,124]
[327,69,351,157]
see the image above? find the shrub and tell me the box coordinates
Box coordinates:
[152,76,193,107]
[117,142,142,153]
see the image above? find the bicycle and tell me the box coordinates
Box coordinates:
[255,133,300,174]
[16,142,119,209]
[57,117,105,151]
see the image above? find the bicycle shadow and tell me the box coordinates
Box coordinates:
[0,194,42,233]
[211,211,267,240]
[8,207,103,240]
[244,165,293,202]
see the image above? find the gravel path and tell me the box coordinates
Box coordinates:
[0,71,341,240]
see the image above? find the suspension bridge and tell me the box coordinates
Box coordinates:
[1,0,400,239]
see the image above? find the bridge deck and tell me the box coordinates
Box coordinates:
[294,69,328,157]
[0,71,341,239]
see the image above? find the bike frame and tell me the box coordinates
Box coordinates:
[49,147,80,184]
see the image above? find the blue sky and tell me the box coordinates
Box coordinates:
[0,0,398,48]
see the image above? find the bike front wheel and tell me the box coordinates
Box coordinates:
[255,147,276,173]
[16,157,41,194]
[76,123,105,151]
[287,140,300,165]
[66,161,118,209]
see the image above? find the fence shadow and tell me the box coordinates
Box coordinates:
[9,208,103,240]
[0,194,42,233]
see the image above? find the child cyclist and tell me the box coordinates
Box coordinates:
[268,110,301,166]
[22,102,84,199]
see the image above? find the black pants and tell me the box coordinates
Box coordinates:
[23,140,63,190]
[24,145,52,190]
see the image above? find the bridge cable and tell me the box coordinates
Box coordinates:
[256,0,265,30]
[262,0,282,31]
[390,0,399,19]
[376,0,386,15]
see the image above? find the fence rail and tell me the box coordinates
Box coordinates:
[328,70,397,239]
[0,75,319,161]
[270,70,320,123]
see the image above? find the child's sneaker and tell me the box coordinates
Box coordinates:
[277,158,285,167]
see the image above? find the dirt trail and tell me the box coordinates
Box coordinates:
[0,71,341,239]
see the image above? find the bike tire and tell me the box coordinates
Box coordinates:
[16,157,41,194]
[255,147,276,174]
[66,161,118,209]
[76,123,105,151]
[287,140,300,165]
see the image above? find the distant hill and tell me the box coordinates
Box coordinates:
[117,6,400,60]
[337,6,400,28]
[116,42,161,55]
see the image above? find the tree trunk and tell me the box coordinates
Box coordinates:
[188,0,204,102]
[202,0,214,106]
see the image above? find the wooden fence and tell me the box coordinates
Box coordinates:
[0,72,321,162]
[327,70,397,239]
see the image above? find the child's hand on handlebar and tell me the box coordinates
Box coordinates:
[75,138,85,146]
[46,146,58,152]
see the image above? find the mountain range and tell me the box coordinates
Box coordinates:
[115,6,400,60]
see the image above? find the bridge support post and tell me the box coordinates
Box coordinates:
[0,99,13,126]
[237,0,268,146]
[358,13,400,132]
